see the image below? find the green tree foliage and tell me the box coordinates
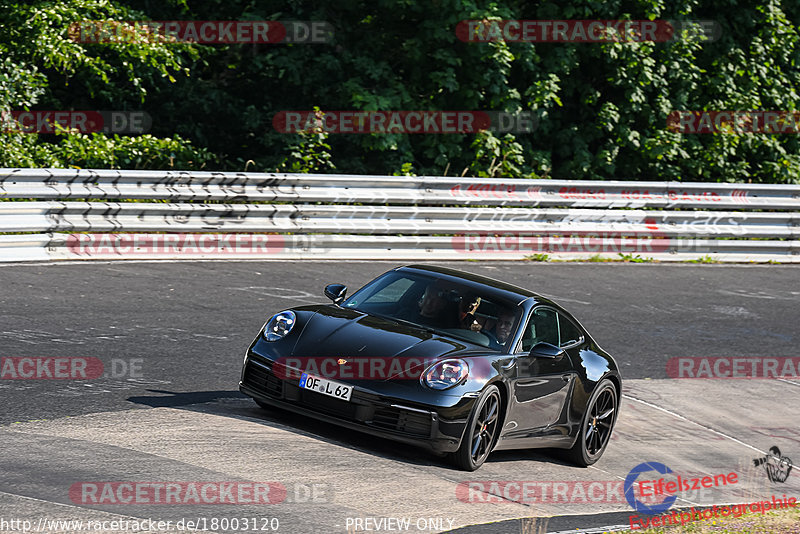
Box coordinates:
[0,0,212,168]
[1,0,799,182]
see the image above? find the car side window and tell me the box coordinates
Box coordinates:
[558,314,583,347]
[520,307,559,352]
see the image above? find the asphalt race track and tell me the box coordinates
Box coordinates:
[1,260,799,534]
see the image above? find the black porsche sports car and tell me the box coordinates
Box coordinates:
[240,265,621,470]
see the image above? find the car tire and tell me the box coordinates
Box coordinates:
[563,378,617,467]
[450,384,502,471]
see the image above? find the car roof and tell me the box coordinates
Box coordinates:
[395,264,548,306]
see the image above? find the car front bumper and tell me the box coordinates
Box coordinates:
[239,351,474,454]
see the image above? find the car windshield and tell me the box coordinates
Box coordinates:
[342,271,519,350]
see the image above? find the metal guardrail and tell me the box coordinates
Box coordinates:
[2,202,799,238]
[1,168,799,262]
[3,168,800,208]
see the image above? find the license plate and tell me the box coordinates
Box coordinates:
[300,373,353,401]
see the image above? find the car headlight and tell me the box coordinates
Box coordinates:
[422,359,469,390]
[263,311,296,341]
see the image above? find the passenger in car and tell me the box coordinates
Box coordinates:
[457,294,483,331]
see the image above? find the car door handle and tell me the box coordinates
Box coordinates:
[561,374,571,382]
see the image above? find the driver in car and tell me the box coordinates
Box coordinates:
[399,283,453,328]
[485,309,515,349]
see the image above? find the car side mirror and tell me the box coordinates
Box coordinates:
[528,342,565,359]
[324,283,347,305]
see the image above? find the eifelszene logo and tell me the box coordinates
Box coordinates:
[625,462,677,514]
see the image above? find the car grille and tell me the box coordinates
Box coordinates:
[299,389,359,420]
[242,358,283,398]
[369,406,433,437]
[243,354,433,439]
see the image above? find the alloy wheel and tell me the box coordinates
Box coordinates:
[469,389,501,465]
[584,387,615,455]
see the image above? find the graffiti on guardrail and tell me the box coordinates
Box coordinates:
[1,170,798,262]
[1,170,795,209]
[446,182,757,208]
[449,183,541,199]
[3,201,761,239]
[445,210,751,236]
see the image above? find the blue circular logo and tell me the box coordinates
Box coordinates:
[624,462,677,515]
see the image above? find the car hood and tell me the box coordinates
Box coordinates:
[290,305,476,369]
